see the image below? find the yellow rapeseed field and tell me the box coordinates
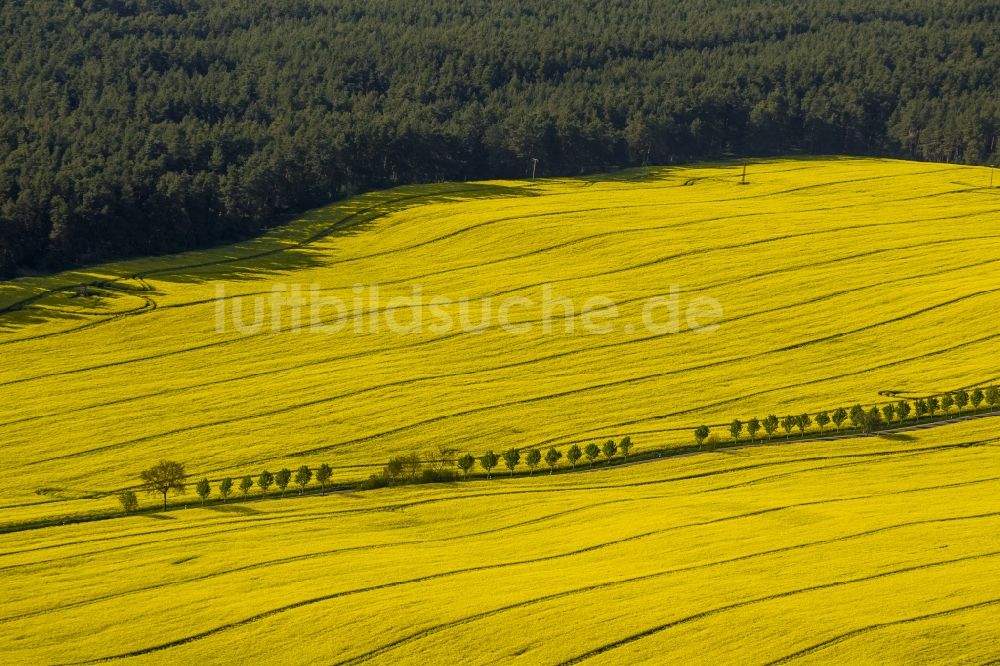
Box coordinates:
[1,419,999,663]
[1,157,999,661]
[1,157,998,524]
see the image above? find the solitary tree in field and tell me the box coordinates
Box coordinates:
[257,470,274,496]
[927,396,940,417]
[971,388,985,411]
[295,465,312,494]
[941,393,955,414]
[239,475,254,498]
[218,477,233,502]
[796,414,812,436]
[747,417,761,442]
[763,415,779,439]
[781,415,796,438]
[457,453,476,478]
[479,450,500,479]
[602,439,617,463]
[896,400,912,422]
[545,447,562,474]
[694,425,710,448]
[729,419,743,442]
[502,448,521,477]
[275,468,292,497]
[986,386,1000,411]
[195,478,211,504]
[316,464,333,494]
[118,490,139,514]
[567,445,582,468]
[954,389,970,412]
[849,405,865,430]
[832,407,848,431]
[384,457,405,481]
[881,403,896,425]
[619,436,633,462]
[584,443,601,465]
[815,411,830,432]
[140,460,187,511]
[525,448,542,475]
[863,407,882,434]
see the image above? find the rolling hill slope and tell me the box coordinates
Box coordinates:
[1,157,999,526]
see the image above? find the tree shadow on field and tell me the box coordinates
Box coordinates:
[139,513,177,520]
[0,181,531,332]
[140,181,533,286]
[206,504,261,515]
[877,432,918,442]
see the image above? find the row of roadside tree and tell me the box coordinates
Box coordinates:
[694,387,1000,448]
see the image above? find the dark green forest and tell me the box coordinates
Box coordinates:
[1,0,997,277]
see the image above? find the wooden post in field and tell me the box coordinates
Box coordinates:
[740,161,748,185]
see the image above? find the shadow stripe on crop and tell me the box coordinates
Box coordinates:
[339,512,1000,665]
[557,553,1000,665]
[70,514,1000,664]
[762,598,1000,665]
[27,282,993,467]
[4,208,996,389]
[8,246,997,433]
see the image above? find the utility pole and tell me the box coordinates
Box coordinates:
[531,158,538,181]
[740,161,748,185]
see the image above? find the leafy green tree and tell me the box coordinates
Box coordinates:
[795,413,812,435]
[218,477,233,502]
[763,415,779,439]
[567,445,582,468]
[479,451,500,479]
[881,403,895,424]
[118,490,139,514]
[584,443,601,465]
[602,439,617,463]
[239,475,254,498]
[525,448,542,475]
[729,419,743,442]
[619,436,633,461]
[694,425,710,447]
[257,470,274,496]
[545,447,563,473]
[941,393,955,414]
[295,465,312,494]
[896,400,912,422]
[502,448,521,476]
[814,411,830,432]
[863,407,882,434]
[971,388,984,411]
[457,453,476,478]
[928,396,940,416]
[140,460,187,511]
[275,468,292,497]
[195,478,211,504]
[954,389,970,412]
[832,407,848,431]
[986,386,1000,411]
[781,415,796,438]
[849,405,865,429]
[915,398,928,419]
[385,457,405,481]
[316,464,333,494]
[747,417,761,442]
